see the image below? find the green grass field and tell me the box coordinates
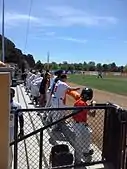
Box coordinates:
[68,74,127,96]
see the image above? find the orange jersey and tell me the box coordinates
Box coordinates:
[73,99,88,122]
[66,90,80,101]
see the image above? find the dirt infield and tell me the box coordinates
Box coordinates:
[66,82,127,150]
[67,82,127,108]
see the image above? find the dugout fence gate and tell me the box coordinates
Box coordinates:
[10,103,127,169]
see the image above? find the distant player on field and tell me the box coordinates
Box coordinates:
[97,71,103,78]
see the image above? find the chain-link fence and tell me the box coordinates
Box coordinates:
[10,105,127,169]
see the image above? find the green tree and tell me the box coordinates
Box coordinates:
[51,62,59,70]
[60,61,68,70]
[87,61,95,71]
[68,64,75,71]
[96,63,102,71]
[83,61,88,71]
[123,65,127,72]
[108,62,117,72]
[102,64,109,72]
[118,66,124,73]
[25,54,35,68]
[73,63,80,70]
[35,60,42,70]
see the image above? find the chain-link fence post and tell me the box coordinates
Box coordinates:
[39,129,43,169]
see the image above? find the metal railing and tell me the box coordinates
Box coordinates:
[10,104,127,169]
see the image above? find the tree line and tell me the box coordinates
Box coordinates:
[35,60,127,73]
[0,35,127,72]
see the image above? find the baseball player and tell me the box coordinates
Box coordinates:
[45,70,63,107]
[30,73,43,105]
[72,87,96,163]
[49,74,80,130]
[10,88,24,168]
[97,71,103,78]
[25,71,32,92]
[27,71,36,92]
[39,72,51,107]
[46,72,56,106]
[43,70,63,121]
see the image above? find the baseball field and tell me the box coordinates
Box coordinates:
[67,74,127,108]
[66,74,127,150]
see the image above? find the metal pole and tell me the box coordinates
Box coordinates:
[47,51,50,70]
[2,0,5,62]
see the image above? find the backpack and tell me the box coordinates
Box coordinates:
[50,144,73,167]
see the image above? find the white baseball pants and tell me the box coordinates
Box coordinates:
[72,122,92,162]
[46,98,66,128]
[45,90,51,107]
[31,85,40,97]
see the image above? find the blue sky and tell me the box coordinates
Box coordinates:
[0,0,127,65]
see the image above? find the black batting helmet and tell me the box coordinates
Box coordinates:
[80,87,93,101]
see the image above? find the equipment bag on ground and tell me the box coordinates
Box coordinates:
[49,144,74,167]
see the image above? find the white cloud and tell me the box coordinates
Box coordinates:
[43,5,118,27]
[44,31,56,36]
[1,5,118,29]
[30,31,87,44]
[29,31,56,39]
[0,12,40,27]
[56,36,87,44]
[46,6,84,17]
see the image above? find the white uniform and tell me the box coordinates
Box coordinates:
[72,122,92,162]
[10,101,22,141]
[30,73,42,96]
[51,80,71,108]
[9,101,22,168]
[45,75,57,107]
[26,72,32,90]
[27,74,36,90]
[49,80,71,126]
[49,76,57,91]
[31,77,43,97]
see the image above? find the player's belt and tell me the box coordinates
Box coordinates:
[75,121,88,126]
[53,97,63,100]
